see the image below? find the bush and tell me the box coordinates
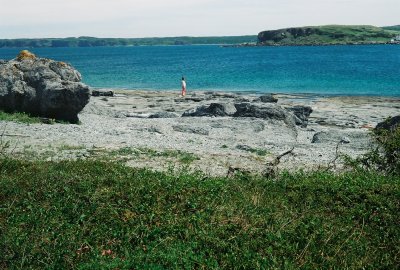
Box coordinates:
[347,118,400,175]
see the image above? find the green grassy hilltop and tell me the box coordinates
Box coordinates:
[258,25,400,46]
[383,25,400,31]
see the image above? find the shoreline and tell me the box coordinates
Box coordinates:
[2,89,399,176]
[224,42,400,48]
[91,87,400,99]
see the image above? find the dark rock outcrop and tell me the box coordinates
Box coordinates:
[233,103,298,137]
[209,92,237,99]
[92,89,114,97]
[254,94,278,103]
[182,103,230,117]
[287,105,313,127]
[375,115,400,132]
[149,112,179,118]
[233,103,291,121]
[185,97,206,102]
[0,50,90,123]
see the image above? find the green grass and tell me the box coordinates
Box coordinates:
[0,110,76,125]
[106,147,200,165]
[382,25,400,32]
[0,158,398,269]
[249,148,269,156]
[0,111,41,124]
[110,146,139,156]
[58,144,87,151]
[238,145,270,156]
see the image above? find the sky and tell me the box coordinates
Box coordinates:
[0,0,399,38]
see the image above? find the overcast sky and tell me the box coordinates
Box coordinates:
[0,0,398,38]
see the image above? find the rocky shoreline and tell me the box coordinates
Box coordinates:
[2,89,399,176]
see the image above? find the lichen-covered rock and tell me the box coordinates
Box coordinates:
[0,50,90,123]
[16,50,36,61]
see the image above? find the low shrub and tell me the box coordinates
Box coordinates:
[347,117,400,175]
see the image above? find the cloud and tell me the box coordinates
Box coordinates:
[0,0,398,38]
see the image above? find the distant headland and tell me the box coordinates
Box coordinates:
[0,25,399,48]
[257,25,400,46]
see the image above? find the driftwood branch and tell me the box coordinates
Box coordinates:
[264,147,295,178]
[275,146,295,165]
[326,139,349,171]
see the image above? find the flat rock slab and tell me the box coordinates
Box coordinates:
[172,125,209,135]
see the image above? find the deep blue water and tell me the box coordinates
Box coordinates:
[1,45,399,96]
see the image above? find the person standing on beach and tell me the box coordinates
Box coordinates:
[181,77,186,97]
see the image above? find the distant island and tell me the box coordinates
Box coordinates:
[0,36,257,48]
[257,25,400,46]
[1,25,399,48]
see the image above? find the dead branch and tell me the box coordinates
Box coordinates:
[276,146,295,165]
[326,139,347,171]
[264,147,295,178]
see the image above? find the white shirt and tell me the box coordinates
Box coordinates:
[182,80,186,88]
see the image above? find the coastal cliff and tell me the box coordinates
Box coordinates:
[257,25,399,46]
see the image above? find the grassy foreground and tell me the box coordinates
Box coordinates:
[0,159,399,269]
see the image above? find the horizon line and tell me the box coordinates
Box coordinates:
[2,24,398,40]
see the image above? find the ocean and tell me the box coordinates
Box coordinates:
[1,45,399,96]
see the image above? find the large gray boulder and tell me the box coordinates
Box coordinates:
[182,103,231,117]
[233,103,298,137]
[0,50,90,123]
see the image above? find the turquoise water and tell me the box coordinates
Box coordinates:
[1,45,399,96]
